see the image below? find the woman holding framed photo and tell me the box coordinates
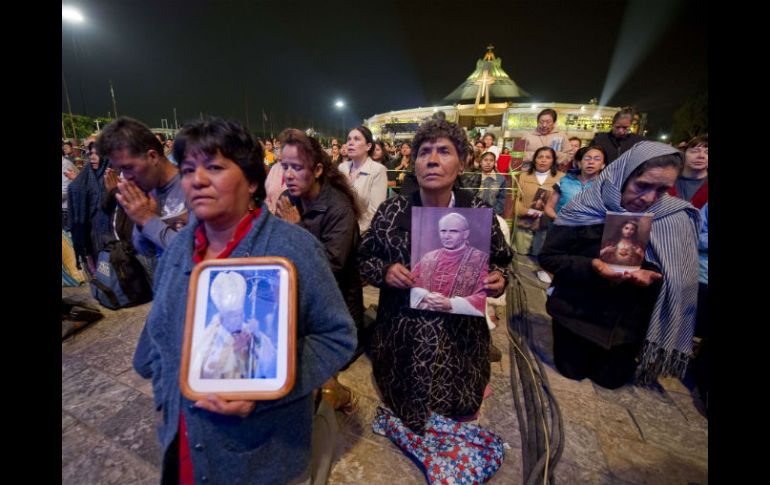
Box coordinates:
[513,146,564,283]
[132,118,356,485]
[358,116,512,433]
[599,219,645,268]
[540,141,700,389]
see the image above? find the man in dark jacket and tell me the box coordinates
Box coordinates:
[589,110,645,163]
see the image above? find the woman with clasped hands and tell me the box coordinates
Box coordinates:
[132,118,356,485]
[274,128,364,414]
[539,141,700,389]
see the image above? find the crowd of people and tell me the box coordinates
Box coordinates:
[61,107,708,484]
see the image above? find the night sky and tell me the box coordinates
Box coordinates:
[61,0,706,137]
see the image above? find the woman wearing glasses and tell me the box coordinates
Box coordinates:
[545,145,607,219]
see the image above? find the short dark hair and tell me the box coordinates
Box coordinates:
[349,126,375,157]
[612,109,634,124]
[574,146,590,162]
[411,118,469,163]
[538,108,558,123]
[173,118,266,201]
[528,146,559,176]
[569,136,581,143]
[96,117,164,159]
[622,153,683,192]
[685,134,708,150]
[578,145,607,162]
[483,132,496,141]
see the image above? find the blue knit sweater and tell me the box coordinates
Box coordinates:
[133,205,357,485]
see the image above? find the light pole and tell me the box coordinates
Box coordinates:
[335,100,345,138]
[109,79,118,118]
[62,72,78,144]
[61,5,88,116]
[62,6,89,117]
[62,6,84,143]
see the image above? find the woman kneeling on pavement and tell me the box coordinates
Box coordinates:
[274,127,364,413]
[358,116,512,434]
[539,141,700,389]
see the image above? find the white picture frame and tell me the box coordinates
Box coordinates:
[179,257,297,401]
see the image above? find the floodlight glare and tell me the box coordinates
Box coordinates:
[62,6,84,23]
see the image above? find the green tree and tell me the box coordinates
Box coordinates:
[62,113,114,142]
[670,75,708,144]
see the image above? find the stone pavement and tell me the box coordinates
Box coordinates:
[62,255,707,485]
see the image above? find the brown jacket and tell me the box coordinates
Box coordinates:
[515,171,564,231]
[522,129,576,165]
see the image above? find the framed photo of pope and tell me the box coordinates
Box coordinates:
[179,257,297,401]
[410,207,493,316]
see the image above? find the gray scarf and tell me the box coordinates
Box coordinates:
[556,141,701,383]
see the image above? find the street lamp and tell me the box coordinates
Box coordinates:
[659,134,668,142]
[62,73,78,144]
[335,100,345,138]
[62,6,84,23]
[62,5,88,118]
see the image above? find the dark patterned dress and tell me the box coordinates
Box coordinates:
[358,189,513,433]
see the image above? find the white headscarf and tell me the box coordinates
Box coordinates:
[556,141,701,383]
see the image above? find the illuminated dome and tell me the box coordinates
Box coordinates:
[444,45,530,105]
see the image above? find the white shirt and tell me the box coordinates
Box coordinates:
[62,157,77,209]
[338,157,388,233]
